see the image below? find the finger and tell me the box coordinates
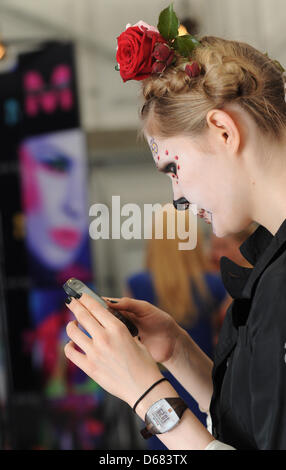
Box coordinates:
[64,341,93,377]
[66,320,93,352]
[102,296,120,302]
[103,297,149,316]
[66,297,103,335]
[78,293,120,328]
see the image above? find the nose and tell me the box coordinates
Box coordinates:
[173,197,190,211]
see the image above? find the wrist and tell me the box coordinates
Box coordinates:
[162,325,190,372]
[134,377,179,421]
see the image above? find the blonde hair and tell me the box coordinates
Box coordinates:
[138,36,286,142]
[145,206,213,326]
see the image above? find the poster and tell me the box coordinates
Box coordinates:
[0,42,105,449]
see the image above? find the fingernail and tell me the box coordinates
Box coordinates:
[106,299,118,303]
[65,296,72,304]
[75,293,82,299]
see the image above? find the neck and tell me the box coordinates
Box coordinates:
[249,148,286,235]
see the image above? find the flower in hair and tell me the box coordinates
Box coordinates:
[115,3,202,82]
[185,61,201,78]
[116,23,166,82]
[151,43,175,74]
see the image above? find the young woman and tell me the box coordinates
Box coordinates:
[64,10,286,450]
[125,207,227,449]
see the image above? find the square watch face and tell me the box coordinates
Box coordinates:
[146,399,179,433]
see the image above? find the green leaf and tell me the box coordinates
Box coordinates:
[264,52,285,73]
[157,3,179,41]
[173,35,201,57]
[272,59,285,73]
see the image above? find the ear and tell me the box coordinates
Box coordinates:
[206,108,241,155]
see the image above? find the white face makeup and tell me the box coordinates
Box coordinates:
[145,130,253,238]
[147,132,214,227]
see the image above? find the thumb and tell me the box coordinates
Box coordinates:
[103,296,149,316]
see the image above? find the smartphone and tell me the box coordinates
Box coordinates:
[63,277,138,337]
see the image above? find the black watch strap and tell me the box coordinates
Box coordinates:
[140,397,188,439]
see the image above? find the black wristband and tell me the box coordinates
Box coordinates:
[132,378,169,414]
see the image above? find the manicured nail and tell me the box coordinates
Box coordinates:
[109,300,118,303]
[65,296,72,304]
[75,293,82,299]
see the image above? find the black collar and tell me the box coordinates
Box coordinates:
[220,218,286,300]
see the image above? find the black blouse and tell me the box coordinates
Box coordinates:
[210,218,286,450]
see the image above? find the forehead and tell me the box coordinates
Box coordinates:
[145,132,190,159]
[145,131,171,150]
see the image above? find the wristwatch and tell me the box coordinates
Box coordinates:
[140,397,188,439]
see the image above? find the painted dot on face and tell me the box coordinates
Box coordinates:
[165,150,169,155]
[174,156,179,160]
[150,138,158,156]
[157,156,160,160]
[178,165,180,170]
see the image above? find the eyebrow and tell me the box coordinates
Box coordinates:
[158,161,176,174]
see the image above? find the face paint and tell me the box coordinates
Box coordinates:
[148,135,181,191]
[150,137,159,158]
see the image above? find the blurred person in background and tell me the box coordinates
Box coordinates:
[124,206,227,449]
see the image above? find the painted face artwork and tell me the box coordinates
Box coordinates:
[147,133,213,226]
[19,129,88,270]
[149,136,180,183]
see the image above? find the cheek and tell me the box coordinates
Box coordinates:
[19,146,42,212]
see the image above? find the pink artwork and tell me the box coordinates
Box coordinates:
[23,65,74,117]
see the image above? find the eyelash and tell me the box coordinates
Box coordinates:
[167,163,177,175]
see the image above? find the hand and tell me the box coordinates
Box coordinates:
[103,297,184,365]
[64,294,163,408]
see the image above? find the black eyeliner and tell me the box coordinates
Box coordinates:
[159,162,177,174]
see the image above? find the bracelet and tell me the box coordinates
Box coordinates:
[132,378,169,414]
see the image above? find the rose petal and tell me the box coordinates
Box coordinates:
[166,50,175,66]
[133,20,159,33]
[151,61,167,74]
[185,61,201,78]
[152,43,170,61]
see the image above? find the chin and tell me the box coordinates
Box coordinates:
[212,214,251,238]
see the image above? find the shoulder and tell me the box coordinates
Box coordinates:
[127,271,152,286]
[256,251,286,300]
[251,253,286,331]
[126,271,156,303]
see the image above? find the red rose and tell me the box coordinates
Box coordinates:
[185,61,201,78]
[151,61,167,74]
[116,26,165,82]
[166,49,175,67]
[152,42,172,62]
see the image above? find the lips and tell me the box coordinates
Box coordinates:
[198,208,212,224]
[50,228,81,249]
